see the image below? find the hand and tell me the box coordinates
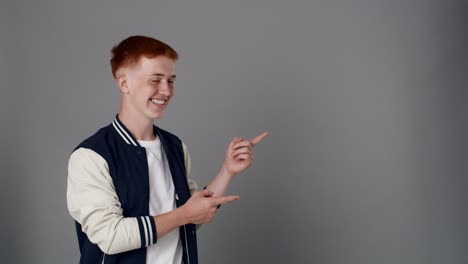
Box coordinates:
[181,189,240,224]
[222,131,269,176]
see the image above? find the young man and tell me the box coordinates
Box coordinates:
[67,35,268,264]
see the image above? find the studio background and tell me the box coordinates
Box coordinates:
[1,1,467,263]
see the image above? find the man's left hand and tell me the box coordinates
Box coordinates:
[222,131,269,176]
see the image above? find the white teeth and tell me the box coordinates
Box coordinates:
[151,99,165,105]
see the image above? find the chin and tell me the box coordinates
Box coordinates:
[149,112,164,120]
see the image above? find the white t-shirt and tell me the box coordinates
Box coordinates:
[138,137,183,264]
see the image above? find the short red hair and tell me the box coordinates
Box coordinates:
[110,35,179,78]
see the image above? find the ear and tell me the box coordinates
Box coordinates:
[115,73,129,94]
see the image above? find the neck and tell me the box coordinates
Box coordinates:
[117,110,156,141]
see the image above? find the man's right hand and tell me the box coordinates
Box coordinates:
[180,189,240,224]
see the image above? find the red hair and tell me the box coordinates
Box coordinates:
[110,35,179,78]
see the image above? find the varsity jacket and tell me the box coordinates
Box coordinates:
[67,115,199,264]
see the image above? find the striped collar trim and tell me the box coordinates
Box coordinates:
[112,115,141,147]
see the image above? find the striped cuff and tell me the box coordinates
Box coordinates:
[137,216,157,248]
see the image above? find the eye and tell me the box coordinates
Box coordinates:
[168,80,175,84]
[151,79,161,83]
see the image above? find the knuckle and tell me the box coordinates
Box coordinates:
[209,200,217,207]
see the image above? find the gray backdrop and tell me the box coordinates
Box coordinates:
[2,1,467,263]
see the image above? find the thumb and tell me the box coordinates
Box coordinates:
[228,137,243,150]
[200,189,214,198]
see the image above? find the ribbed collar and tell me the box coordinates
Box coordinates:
[112,114,170,152]
[111,114,142,147]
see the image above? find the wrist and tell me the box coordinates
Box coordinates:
[221,164,236,178]
[175,205,190,226]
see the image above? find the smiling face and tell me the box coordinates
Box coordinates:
[116,55,176,122]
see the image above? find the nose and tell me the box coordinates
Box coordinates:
[159,80,172,96]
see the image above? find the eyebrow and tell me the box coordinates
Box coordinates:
[149,73,176,79]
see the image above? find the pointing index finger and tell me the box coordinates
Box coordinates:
[214,195,240,206]
[250,131,269,146]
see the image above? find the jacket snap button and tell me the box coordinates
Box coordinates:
[175,193,179,200]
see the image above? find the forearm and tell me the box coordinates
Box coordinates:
[205,165,235,197]
[153,207,188,239]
